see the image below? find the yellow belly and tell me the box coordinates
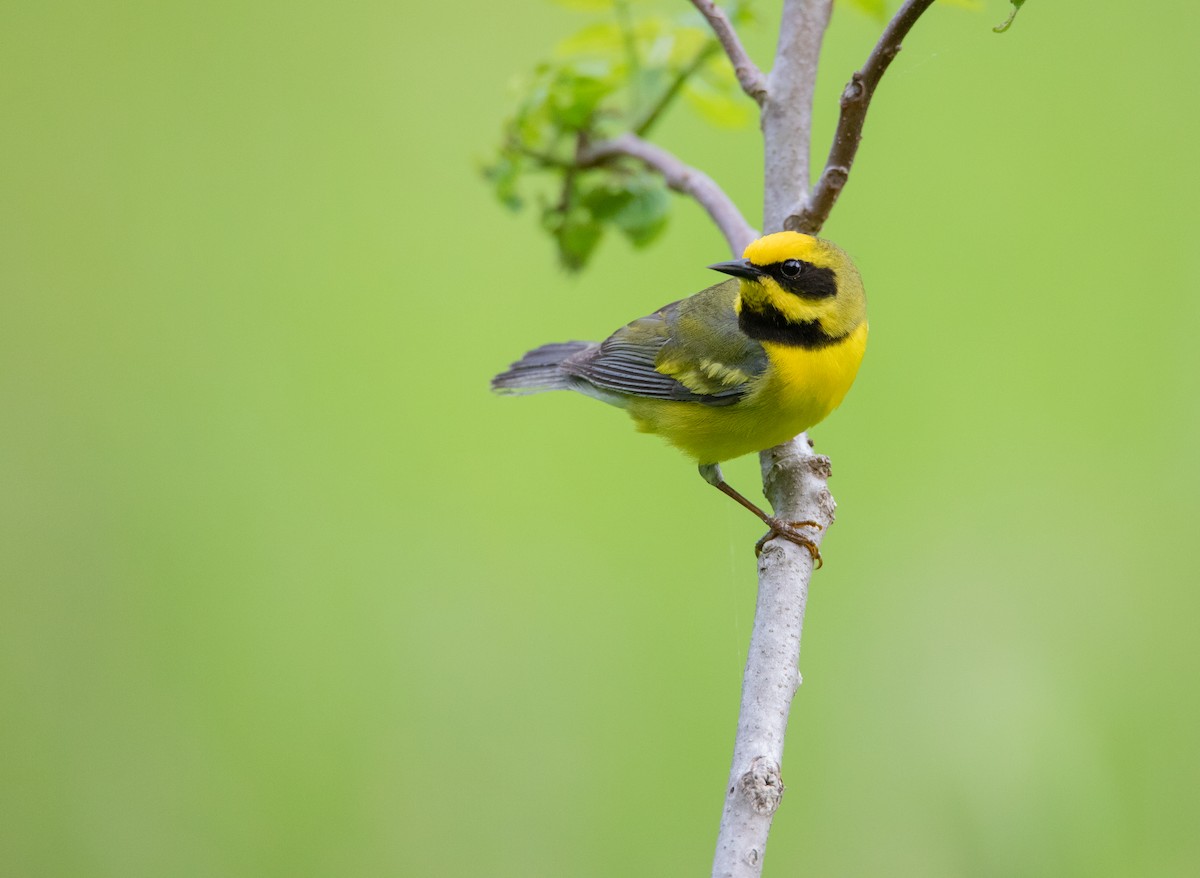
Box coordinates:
[626,322,868,463]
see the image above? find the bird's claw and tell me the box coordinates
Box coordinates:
[755,518,823,568]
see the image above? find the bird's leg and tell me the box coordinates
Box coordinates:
[698,463,823,567]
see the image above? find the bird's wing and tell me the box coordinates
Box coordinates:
[562,280,767,407]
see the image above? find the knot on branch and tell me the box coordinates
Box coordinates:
[762,449,833,497]
[786,216,818,235]
[822,166,850,192]
[737,756,784,816]
[736,67,769,105]
[841,73,867,108]
[761,438,836,529]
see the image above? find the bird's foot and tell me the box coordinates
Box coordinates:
[755,519,823,568]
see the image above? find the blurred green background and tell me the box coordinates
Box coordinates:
[3,1,1198,875]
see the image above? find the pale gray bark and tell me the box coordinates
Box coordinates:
[761,0,833,233]
[712,437,835,878]
[581,133,757,255]
[563,2,934,874]
[710,0,940,869]
[712,2,833,876]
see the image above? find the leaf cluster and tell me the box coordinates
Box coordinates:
[485,0,1013,271]
[484,0,752,271]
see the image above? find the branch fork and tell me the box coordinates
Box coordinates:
[706,2,933,876]
[520,3,939,875]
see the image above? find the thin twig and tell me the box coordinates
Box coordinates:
[615,0,644,111]
[580,133,757,255]
[633,39,720,138]
[689,0,768,105]
[787,0,936,234]
[507,142,573,170]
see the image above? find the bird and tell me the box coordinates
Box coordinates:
[491,231,868,564]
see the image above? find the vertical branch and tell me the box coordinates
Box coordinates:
[715,2,939,874]
[712,437,835,878]
[761,0,833,232]
[713,3,833,876]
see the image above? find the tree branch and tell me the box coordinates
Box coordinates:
[787,0,936,234]
[580,133,757,255]
[712,435,835,878]
[633,40,720,138]
[689,0,768,105]
[761,0,833,232]
[714,4,938,873]
[712,3,832,876]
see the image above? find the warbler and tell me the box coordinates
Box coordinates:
[492,231,868,563]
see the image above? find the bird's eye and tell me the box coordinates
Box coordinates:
[780,259,804,278]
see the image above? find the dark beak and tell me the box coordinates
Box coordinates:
[707,258,764,280]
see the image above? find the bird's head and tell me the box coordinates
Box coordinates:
[709,231,866,345]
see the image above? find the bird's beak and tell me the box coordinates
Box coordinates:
[708,258,764,280]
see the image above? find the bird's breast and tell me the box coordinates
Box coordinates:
[624,321,868,464]
[755,321,869,428]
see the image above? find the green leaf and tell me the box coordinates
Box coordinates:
[580,182,635,220]
[482,152,524,211]
[611,182,669,247]
[727,0,756,27]
[841,0,887,22]
[556,216,605,271]
[663,25,710,68]
[548,71,613,129]
[993,0,1026,33]
[489,1,756,268]
[554,22,624,58]
[683,76,751,128]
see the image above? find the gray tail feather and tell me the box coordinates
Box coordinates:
[491,341,595,395]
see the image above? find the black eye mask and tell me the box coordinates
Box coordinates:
[761,261,838,300]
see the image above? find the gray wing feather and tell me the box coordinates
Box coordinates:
[561,281,765,407]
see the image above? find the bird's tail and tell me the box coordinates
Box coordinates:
[491,341,595,395]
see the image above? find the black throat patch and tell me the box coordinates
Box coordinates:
[739,303,847,349]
